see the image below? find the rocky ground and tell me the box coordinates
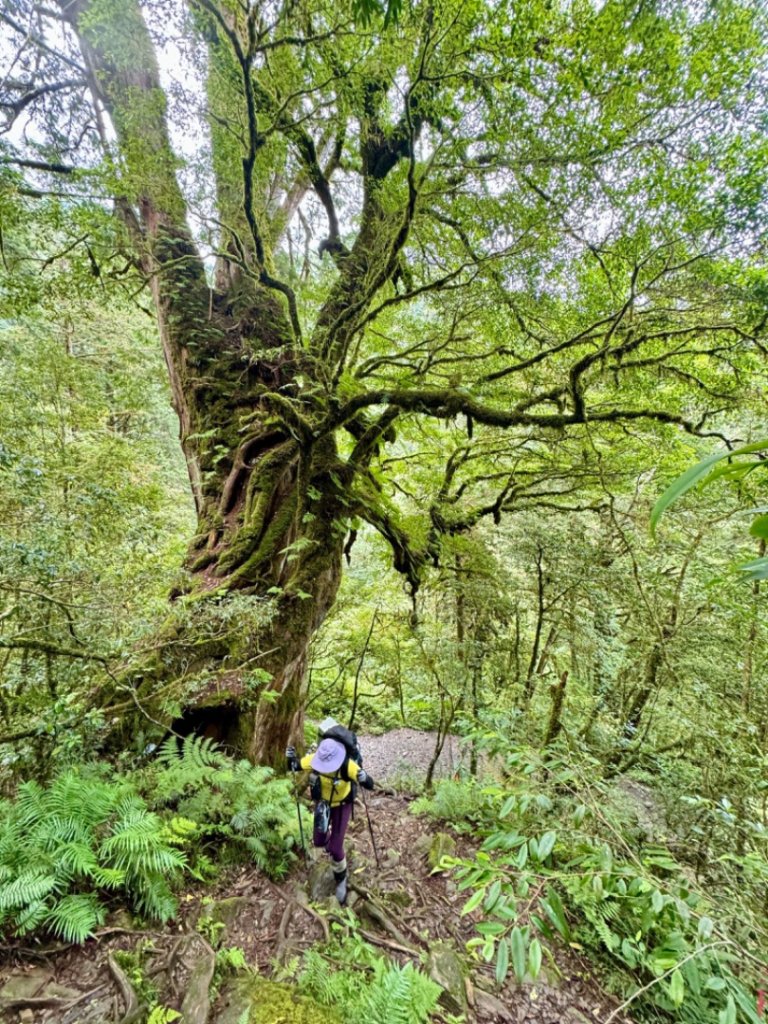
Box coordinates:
[0,732,633,1024]
[357,728,467,784]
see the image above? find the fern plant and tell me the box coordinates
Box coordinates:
[358,960,442,1024]
[144,735,300,878]
[296,932,441,1024]
[0,770,185,941]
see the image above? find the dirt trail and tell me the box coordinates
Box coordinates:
[0,731,632,1024]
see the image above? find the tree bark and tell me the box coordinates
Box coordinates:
[543,670,569,747]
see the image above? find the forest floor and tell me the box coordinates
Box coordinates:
[0,731,634,1024]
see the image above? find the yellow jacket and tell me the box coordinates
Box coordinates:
[300,753,362,806]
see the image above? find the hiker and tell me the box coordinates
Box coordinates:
[286,735,374,904]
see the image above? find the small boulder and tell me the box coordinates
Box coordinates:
[426,941,467,1016]
[0,967,53,1005]
[307,860,336,901]
[475,989,514,1022]
[427,832,456,872]
[194,896,250,948]
[413,834,433,857]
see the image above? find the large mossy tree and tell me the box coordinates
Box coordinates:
[2,0,765,762]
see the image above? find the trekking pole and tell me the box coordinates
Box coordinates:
[360,786,380,869]
[291,765,309,865]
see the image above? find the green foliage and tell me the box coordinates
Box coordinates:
[410,778,492,826]
[294,930,441,1024]
[2,2,768,1014]
[147,1009,181,1024]
[0,771,183,940]
[417,738,765,1024]
[212,945,250,1001]
[145,735,301,878]
[0,199,192,773]
[651,438,768,579]
[0,734,300,940]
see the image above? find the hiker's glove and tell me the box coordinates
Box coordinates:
[286,746,299,771]
[357,770,374,790]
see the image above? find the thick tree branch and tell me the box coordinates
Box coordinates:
[0,637,108,663]
[319,387,705,436]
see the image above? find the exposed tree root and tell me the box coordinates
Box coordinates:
[179,934,216,1024]
[107,952,142,1024]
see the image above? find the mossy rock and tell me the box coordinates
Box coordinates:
[307,860,336,901]
[426,940,468,1016]
[194,896,250,947]
[428,832,456,871]
[213,976,339,1024]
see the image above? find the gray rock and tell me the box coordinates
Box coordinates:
[180,934,216,1024]
[194,896,250,948]
[426,940,468,1016]
[611,777,668,842]
[413,834,433,857]
[0,967,52,1003]
[475,989,514,1022]
[307,860,336,901]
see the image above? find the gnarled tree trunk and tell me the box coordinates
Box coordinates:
[60,0,416,765]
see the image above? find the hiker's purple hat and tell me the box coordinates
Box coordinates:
[310,738,346,773]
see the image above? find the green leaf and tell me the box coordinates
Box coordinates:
[461,888,486,915]
[499,795,516,818]
[669,969,685,1007]
[651,438,768,535]
[740,555,768,580]
[510,926,527,982]
[477,921,506,937]
[495,937,510,985]
[718,993,736,1024]
[484,880,502,912]
[536,831,557,862]
[749,514,768,540]
[528,938,542,980]
[541,891,569,940]
[697,916,714,940]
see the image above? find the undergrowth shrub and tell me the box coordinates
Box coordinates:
[411,776,494,825]
[144,735,300,878]
[0,735,301,941]
[415,737,766,1024]
[289,928,443,1024]
[0,771,184,941]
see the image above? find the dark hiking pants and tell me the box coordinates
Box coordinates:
[313,799,353,863]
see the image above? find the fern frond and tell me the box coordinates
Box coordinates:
[13,898,51,936]
[132,875,177,922]
[44,894,105,943]
[0,870,58,911]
